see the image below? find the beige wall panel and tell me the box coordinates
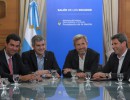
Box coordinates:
[0,0,19,49]
[119,0,130,47]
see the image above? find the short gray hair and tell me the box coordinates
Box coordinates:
[31,35,45,46]
[73,34,88,46]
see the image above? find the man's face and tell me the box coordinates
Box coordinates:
[5,39,20,56]
[33,40,46,56]
[74,38,87,55]
[112,39,125,56]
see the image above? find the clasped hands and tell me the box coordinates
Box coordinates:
[92,72,109,80]
[35,70,60,78]
[20,70,60,82]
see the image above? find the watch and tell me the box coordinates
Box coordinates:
[105,73,109,78]
[42,74,46,78]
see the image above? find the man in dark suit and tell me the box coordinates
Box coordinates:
[22,35,61,78]
[62,34,99,78]
[93,33,130,80]
[0,33,36,82]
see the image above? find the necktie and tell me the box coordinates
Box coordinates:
[8,58,13,75]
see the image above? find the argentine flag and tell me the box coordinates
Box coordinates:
[22,0,41,52]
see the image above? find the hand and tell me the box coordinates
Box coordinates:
[35,75,43,82]
[20,74,35,81]
[63,68,72,74]
[92,72,106,79]
[56,73,60,78]
[45,73,52,78]
[36,70,50,75]
[76,72,86,78]
[30,73,43,82]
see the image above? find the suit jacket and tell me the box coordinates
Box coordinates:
[0,49,28,82]
[102,49,130,80]
[62,48,100,77]
[22,50,61,75]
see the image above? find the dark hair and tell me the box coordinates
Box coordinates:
[111,33,128,47]
[6,33,21,44]
[31,35,45,46]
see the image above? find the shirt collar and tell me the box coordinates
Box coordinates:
[79,53,86,60]
[117,48,128,59]
[35,52,45,59]
[4,49,12,60]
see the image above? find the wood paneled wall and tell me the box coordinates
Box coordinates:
[119,0,130,47]
[0,0,19,49]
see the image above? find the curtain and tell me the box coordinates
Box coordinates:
[19,0,118,61]
[19,0,46,48]
[103,0,118,61]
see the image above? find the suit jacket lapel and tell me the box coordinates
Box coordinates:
[120,50,129,72]
[44,51,49,70]
[115,58,119,73]
[31,50,38,70]
[1,50,10,71]
[44,51,47,69]
[74,51,79,69]
[84,50,89,71]
[12,56,16,73]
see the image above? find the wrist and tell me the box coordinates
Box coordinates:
[105,73,111,79]
[109,73,111,79]
[105,73,109,78]
[42,74,46,78]
[19,75,22,80]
